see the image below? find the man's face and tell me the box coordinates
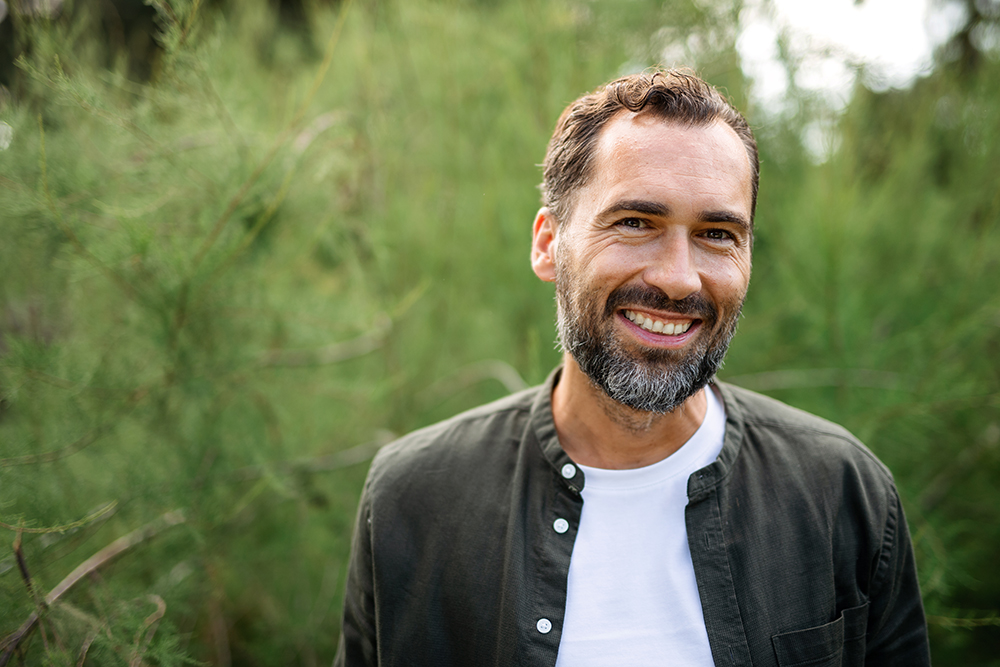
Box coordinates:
[533,113,754,413]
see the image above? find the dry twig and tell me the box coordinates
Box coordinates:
[258,314,391,368]
[128,595,167,667]
[232,430,396,482]
[0,511,186,667]
[0,502,118,534]
[76,629,100,667]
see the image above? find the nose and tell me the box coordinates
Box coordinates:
[641,233,702,301]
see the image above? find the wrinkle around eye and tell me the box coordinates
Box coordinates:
[699,226,752,248]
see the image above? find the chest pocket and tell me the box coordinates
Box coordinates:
[771,603,869,667]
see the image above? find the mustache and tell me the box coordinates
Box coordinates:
[603,285,717,323]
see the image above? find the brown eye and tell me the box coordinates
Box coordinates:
[703,229,733,241]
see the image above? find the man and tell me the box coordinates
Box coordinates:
[335,69,930,666]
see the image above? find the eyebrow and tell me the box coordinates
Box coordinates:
[600,199,671,218]
[601,199,752,232]
[700,210,752,231]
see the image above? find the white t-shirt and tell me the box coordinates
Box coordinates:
[554,387,726,667]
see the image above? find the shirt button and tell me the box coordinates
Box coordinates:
[561,463,577,479]
[536,618,552,634]
[553,518,569,534]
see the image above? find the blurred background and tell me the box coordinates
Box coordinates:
[1,0,998,664]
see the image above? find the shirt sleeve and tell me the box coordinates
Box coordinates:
[334,480,378,667]
[865,487,931,666]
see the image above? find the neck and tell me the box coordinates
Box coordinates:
[551,354,708,470]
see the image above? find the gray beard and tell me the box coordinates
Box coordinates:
[555,281,741,414]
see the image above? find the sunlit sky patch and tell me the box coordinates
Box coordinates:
[737,0,968,116]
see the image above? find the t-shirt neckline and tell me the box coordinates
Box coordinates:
[577,386,726,491]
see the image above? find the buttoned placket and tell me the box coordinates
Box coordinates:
[552,464,577,536]
[682,382,753,666]
[525,467,583,664]
[523,374,587,665]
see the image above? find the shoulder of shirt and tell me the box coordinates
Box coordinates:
[715,380,895,486]
[364,383,543,488]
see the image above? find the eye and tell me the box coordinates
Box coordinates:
[701,228,734,241]
[616,218,648,229]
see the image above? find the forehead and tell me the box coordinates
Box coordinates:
[578,112,753,217]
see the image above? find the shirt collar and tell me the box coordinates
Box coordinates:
[529,366,586,494]
[686,381,746,499]
[529,367,747,498]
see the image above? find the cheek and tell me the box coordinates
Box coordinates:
[733,255,752,287]
[586,238,656,279]
[562,244,632,284]
[704,253,751,297]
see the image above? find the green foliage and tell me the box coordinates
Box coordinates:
[727,55,1000,664]
[1,0,998,664]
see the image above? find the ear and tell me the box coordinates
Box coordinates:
[531,207,558,283]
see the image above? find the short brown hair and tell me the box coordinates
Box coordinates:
[541,69,759,226]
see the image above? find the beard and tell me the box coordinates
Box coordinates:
[555,268,743,414]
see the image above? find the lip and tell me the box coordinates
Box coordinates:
[617,310,702,349]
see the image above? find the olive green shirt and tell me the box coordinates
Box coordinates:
[335,369,929,666]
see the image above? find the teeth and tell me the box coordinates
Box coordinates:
[624,310,692,335]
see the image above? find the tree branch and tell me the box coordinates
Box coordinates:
[0,511,186,666]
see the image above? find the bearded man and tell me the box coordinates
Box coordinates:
[334,70,930,667]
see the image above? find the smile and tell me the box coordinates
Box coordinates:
[623,309,694,335]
